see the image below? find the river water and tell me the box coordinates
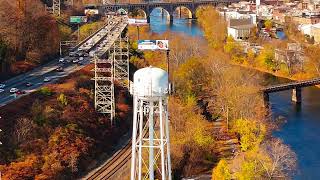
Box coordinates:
[148,9,320,179]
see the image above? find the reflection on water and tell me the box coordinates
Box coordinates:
[149,8,203,36]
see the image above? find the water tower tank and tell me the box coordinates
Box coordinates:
[133,67,169,98]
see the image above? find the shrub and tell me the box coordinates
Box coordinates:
[212,159,231,180]
[57,93,68,106]
[38,87,52,96]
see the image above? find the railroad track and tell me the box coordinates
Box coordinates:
[85,141,132,180]
[85,129,150,180]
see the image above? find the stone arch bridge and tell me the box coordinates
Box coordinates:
[98,0,239,23]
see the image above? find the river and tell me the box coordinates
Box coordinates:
[148,8,320,179]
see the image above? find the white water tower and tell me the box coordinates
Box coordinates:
[130,67,172,180]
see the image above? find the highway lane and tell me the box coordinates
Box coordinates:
[0,58,90,106]
[0,16,128,107]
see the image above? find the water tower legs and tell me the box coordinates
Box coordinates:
[131,97,172,180]
[292,87,302,104]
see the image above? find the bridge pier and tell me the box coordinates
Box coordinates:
[192,12,197,19]
[147,15,150,23]
[292,88,302,104]
[169,14,173,24]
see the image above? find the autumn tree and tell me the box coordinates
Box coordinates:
[13,117,35,145]
[174,57,209,100]
[212,159,231,180]
[224,36,245,63]
[169,97,214,177]
[230,139,297,179]
[231,118,266,151]
[197,7,227,49]
[0,154,41,179]
[31,99,46,126]
[57,93,68,106]
[305,45,320,76]
[256,45,276,70]
[0,0,59,72]
[259,138,297,179]
[39,125,93,178]
[264,20,273,30]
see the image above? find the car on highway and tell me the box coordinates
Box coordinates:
[25,82,33,87]
[44,77,51,82]
[73,59,79,63]
[76,51,84,57]
[89,51,96,57]
[69,51,76,57]
[16,90,26,95]
[10,88,19,93]
[0,84,5,89]
[0,89,4,93]
[79,57,84,61]
[59,58,65,63]
[55,66,64,72]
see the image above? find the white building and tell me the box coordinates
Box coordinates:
[227,19,255,40]
[221,11,257,24]
[228,24,255,40]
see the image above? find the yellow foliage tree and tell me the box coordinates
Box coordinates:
[231,118,266,151]
[197,6,227,49]
[212,159,231,180]
[264,20,273,30]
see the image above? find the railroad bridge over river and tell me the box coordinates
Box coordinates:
[262,77,320,105]
[99,0,239,23]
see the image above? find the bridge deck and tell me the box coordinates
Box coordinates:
[263,78,320,93]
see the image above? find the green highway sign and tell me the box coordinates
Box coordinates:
[70,16,87,24]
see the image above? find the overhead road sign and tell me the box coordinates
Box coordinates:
[138,40,169,50]
[70,16,88,24]
[128,18,148,26]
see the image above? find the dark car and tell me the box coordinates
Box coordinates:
[56,67,64,72]
[25,82,33,87]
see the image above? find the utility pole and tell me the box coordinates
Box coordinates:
[78,24,80,42]
[166,49,170,81]
[137,26,140,40]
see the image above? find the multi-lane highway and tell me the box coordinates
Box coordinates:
[0,16,128,107]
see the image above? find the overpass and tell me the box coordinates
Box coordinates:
[262,77,320,105]
[99,0,239,23]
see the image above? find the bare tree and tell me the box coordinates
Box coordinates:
[260,138,297,179]
[13,117,35,144]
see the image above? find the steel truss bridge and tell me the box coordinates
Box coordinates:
[91,16,130,124]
